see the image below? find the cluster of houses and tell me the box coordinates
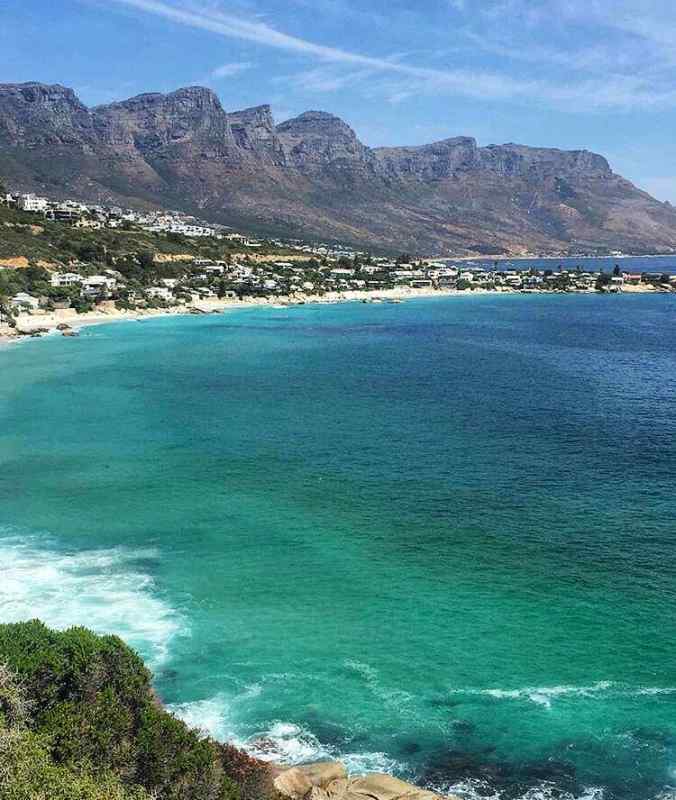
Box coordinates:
[0,189,387,264]
[0,191,372,259]
[2,188,675,315]
[0,191,267,243]
[6,253,676,316]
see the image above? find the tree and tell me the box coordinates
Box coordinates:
[0,621,269,800]
[137,251,155,271]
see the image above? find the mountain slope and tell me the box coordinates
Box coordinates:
[1,81,675,255]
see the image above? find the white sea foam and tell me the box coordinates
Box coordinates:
[344,659,415,714]
[440,778,606,800]
[168,694,240,742]
[449,680,676,710]
[245,721,404,774]
[445,681,665,710]
[247,722,333,763]
[170,690,404,775]
[0,533,184,667]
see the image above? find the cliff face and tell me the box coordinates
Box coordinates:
[1,81,675,254]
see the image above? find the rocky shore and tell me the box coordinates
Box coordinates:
[273,761,458,800]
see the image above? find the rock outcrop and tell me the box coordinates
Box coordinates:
[273,763,459,800]
[2,81,676,254]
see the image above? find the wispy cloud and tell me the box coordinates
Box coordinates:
[210,60,253,78]
[105,0,676,111]
[106,0,413,70]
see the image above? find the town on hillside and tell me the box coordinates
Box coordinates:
[2,187,676,337]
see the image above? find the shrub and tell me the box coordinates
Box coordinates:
[0,622,268,800]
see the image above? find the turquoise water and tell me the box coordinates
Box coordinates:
[1,295,675,800]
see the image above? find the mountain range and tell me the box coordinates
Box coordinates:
[1,81,676,255]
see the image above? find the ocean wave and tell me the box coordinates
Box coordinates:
[439,778,606,800]
[0,532,184,667]
[169,691,404,775]
[446,681,676,710]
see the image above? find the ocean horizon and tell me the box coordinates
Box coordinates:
[2,293,675,800]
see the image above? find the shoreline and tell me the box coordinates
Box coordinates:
[0,283,670,346]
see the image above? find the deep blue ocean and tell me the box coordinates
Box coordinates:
[1,294,675,800]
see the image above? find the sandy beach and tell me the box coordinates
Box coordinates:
[0,287,458,344]
[0,283,667,346]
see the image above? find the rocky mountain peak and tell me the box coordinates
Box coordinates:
[0,82,82,105]
[94,86,232,153]
[1,80,673,254]
[277,110,359,141]
[0,81,92,146]
[101,86,223,114]
[228,104,280,159]
[276,110,369,170]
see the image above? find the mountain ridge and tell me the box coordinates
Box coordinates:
[1,81,675,255]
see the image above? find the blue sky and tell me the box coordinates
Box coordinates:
[2,0,676,201]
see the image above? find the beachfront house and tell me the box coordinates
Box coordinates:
[146,286,173,302]
[82,275,117,298]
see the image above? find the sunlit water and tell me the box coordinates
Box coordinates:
[1,294,675,800]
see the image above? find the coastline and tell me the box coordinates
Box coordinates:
[2,293,674,800]
[0,283,668,347]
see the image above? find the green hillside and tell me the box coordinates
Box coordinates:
[0,621,277,800]
[0,201,294,265]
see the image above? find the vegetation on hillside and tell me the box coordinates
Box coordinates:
[0,198,296,265]
[0,621,276,800]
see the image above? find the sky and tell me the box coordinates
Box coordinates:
[2,0,676,201]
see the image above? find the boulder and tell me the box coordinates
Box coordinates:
[274,762,348,799]
[300,763,348,788]
[274,768,313,799]
[274,764,458,800]
[325,778,349,798]
[325,774,452,800]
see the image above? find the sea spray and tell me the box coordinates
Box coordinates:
[0,532,184,667]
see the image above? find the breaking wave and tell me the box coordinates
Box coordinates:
[0,531,184,667]
[169,690,403,776]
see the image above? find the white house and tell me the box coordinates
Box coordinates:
[146,286,173,302]
[50,272,83,288]
[17,194,48,213]
[82,275,116,297]
[10,292,40,310]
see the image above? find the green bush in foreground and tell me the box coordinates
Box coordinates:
[0,622,273,800]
